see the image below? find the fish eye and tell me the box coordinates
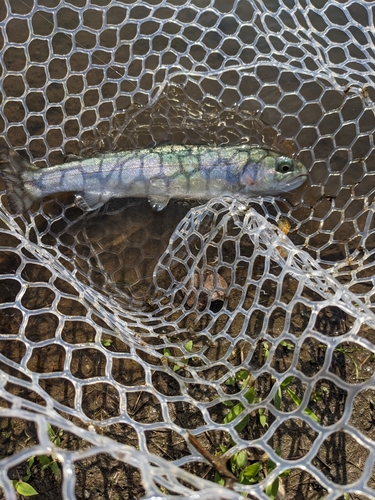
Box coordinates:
[277,158,294,173]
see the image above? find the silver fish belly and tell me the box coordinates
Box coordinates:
[0,145,307,214]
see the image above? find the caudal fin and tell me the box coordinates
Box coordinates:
[0,147,39,214]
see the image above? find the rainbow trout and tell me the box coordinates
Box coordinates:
[0,145,307,214]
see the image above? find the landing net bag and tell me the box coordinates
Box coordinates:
[1,1,375,499]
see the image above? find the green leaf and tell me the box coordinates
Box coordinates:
[280,469,291,478]
[265,477,279,499]
[15,481,38,496]
[312,391,322,402]
[238,471,258,484]
[244,386,255,404]
[222,400,235,407]
[38,455,51,466]
[173,364,180,371]
[219,444,228,454]
[225,369,250,386]
[235,450,248,469]
[101,339,112,347]
[184,340,193,352]
[214,472,225,486]
[24,456,34,481]
[281,341,294,350]
[281,376,294,389]
[286,388,301,406]
[243,461,262,478]
[236,370,250,381]
[266,459,276,471]
[303,407,319,422]
[286,389,319,422]
[223,402,244,424]
[273,387,282,410]
[235,414,249,433]
[47,424,63,445]
[225,375,236,386]
[224,402,249,433]
[163,348,171,357]
[258,408,267,428]
[47,423,53,438]
[50,461,61,476]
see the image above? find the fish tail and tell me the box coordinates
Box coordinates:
[0,147,39,214]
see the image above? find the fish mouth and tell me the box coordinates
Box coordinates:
[285,173,308,188]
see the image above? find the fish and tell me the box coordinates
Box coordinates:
[0,144,307,214]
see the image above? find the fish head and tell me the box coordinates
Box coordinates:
[240,149,308,195]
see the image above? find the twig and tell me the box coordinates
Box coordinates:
[187,432,238,487]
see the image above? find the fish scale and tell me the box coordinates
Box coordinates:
[0,144,307,214]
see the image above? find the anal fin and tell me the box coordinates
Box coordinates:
[75,192,108,211]
[148,195,170,212]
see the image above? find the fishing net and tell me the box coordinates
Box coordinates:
[1,0,375,498]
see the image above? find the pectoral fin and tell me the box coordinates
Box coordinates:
[75,192,108,211]
[148,177,170,211]
[148,195,170,211]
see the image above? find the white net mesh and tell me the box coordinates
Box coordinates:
[1,1,375,499]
